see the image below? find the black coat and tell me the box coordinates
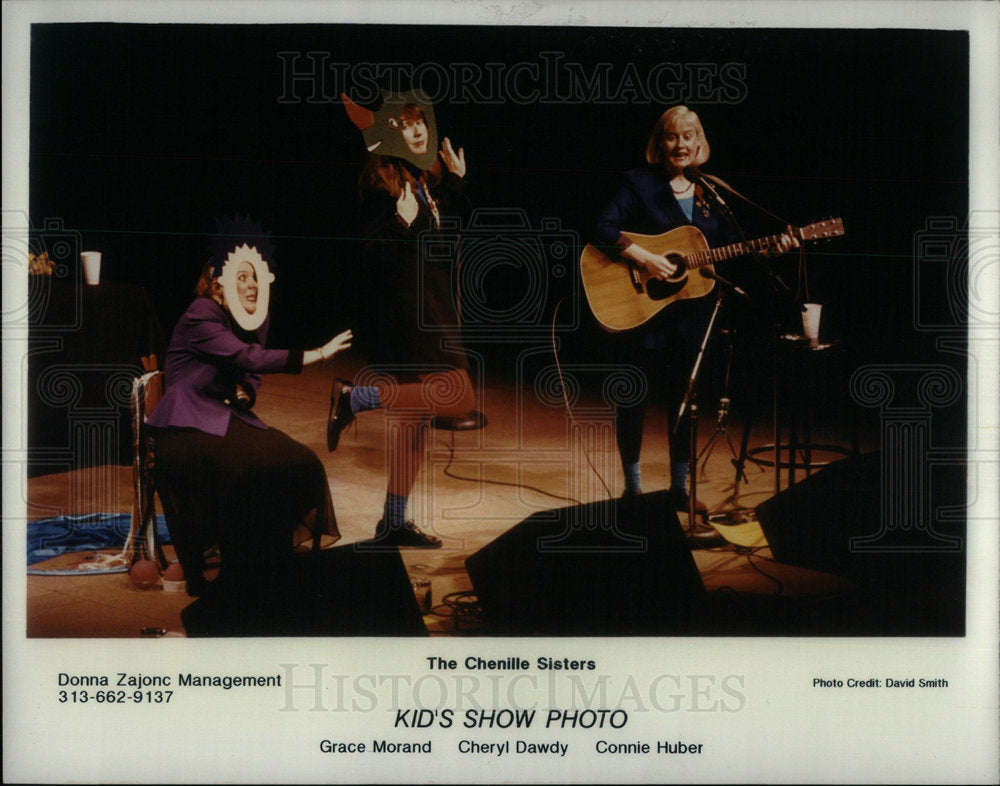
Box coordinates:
[359,171,471,375]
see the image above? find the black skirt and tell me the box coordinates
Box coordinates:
[153,417,338,596]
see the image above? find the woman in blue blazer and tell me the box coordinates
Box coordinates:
[593,106,796,516]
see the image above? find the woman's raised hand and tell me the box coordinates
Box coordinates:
[439,137,466,177]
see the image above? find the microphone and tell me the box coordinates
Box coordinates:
[683,165,730,212]
[699,268,748,299]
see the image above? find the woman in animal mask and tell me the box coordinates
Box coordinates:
[329,90,476,549]
[148,215,353,598]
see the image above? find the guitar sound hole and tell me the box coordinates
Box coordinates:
[664,253,687,282]
[646,254,687,301]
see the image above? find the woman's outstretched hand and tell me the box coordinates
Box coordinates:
[304,329,353,366]
[320,329,353,360]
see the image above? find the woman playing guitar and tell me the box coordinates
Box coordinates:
[592,105,798,517]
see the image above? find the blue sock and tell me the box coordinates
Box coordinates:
[671,461,689,492]
[351,385,381,414]
[383,492,408,529]
[623,462,642,494]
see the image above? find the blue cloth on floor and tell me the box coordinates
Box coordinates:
[27,512,171,566]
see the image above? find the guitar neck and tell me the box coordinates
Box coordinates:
[581,219,842,332]
[687,231,791,270]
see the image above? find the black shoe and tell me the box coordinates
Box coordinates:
[327,378,355,451]
[373,519,443,549]
[620,488,642,507]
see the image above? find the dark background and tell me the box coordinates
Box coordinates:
[28,24,969,432]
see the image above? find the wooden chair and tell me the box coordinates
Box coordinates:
[121,356,169,568]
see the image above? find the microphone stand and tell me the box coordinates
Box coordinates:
[679,167,808,525]
[697,327,740,475]
[684,167,798,504]
[675,273,744,548]
[699,188,803,501]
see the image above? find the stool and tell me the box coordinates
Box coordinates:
[429,410,488,485]
[739,336,858,496]
[431,410,488,432]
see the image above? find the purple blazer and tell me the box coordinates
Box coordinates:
[147,297,303,436]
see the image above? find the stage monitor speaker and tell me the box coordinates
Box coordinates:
[754,450,965,576]
[754,452,880,578]
[465,490,705,635]
[182,545,428,637]
[754,451,966,635]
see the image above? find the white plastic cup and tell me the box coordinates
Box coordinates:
[81,251,102,285]
[802,303,822,344]
[410,577,432,613]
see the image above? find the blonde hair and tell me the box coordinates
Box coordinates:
[645,105,710,167]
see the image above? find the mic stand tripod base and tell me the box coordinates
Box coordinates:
[685,520,728,550]
[678,309,730,552]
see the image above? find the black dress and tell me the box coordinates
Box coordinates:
[359,169,471,376]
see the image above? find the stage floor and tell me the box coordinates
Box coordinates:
[24,363,944,638]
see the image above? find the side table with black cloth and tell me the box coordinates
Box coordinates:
[27,277,165,476]
[739,337,859,496]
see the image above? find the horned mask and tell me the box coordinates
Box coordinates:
[341,89,439,171]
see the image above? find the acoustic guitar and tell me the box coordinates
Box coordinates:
[580,219,845,332]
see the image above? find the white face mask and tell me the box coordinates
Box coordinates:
[217,244,275,331]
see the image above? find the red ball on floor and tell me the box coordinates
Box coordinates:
[129,560,160,589]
